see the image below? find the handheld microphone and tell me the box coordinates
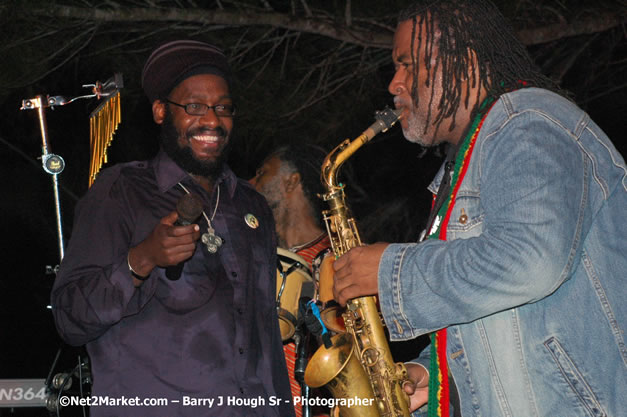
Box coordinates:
[166,193,203,281]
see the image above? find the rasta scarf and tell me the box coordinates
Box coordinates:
[426,95,496,417]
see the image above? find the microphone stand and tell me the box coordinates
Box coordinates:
[295,295,316,417]
[294,328,311,417]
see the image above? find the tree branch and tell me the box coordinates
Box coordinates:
[516,12,625,45]
[29,5,626,50]
[33,5,393,48]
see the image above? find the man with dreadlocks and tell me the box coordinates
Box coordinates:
[332,1,626,416]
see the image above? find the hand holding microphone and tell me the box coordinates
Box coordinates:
[165,193,204,280]
[128,193,203,284]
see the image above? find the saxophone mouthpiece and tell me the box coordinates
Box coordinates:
[370,106,402,135]
[377,106,402,124]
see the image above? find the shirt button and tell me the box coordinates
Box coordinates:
[239,387,244,394]
[237,308,243,315]
[239,347,244,354]
[231,271,238,277]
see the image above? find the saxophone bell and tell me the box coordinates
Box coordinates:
[304,333,377,417]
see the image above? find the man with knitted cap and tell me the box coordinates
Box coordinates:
[51,40,294,417]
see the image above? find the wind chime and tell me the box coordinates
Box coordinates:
[20,73,123,261]
[88,75,123,186]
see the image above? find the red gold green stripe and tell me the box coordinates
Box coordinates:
[426,97,495,417]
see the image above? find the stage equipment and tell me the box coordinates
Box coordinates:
[20,73,123,261]
[276,248,314,341]
[17,75,122,416]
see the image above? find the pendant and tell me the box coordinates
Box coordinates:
[201,226,223,253]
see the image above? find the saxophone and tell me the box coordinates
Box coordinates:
[304,107,410,417]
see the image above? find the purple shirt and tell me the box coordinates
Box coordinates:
[51,150,294,417]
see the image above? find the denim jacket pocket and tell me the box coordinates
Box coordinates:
[544,337,607,417]
[447,193,484,240]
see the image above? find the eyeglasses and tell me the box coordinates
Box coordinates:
[165,100,236,117]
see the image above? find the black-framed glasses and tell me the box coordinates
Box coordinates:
[165,100,236,117]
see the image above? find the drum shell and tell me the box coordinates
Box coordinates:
[276,248,313,341]
[317,253,346,333]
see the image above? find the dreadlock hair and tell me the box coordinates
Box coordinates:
[398,0,564,134]
[268,143,329,229]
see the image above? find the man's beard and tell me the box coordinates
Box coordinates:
[402,113,427,146]
[257,178,288,246]
[160,110,231,179]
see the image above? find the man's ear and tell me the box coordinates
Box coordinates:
[152,100,166,125]
[284,172,301,194]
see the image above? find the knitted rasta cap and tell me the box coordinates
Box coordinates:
[141,40,231,103]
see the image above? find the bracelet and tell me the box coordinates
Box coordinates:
[127,253,150,281]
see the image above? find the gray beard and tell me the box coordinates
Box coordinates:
[403,111,432,147]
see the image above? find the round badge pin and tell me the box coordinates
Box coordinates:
[245,213,259,229]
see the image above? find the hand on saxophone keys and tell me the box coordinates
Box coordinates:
[332,242,390,306]
[402,363,430,412]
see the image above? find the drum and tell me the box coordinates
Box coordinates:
[276,248,314,341]
[317,253,346,333]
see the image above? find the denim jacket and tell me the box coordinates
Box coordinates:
[378,88,626,417]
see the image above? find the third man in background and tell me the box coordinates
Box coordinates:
[250,143,332,417]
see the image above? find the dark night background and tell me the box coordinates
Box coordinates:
[0,1,625,415]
